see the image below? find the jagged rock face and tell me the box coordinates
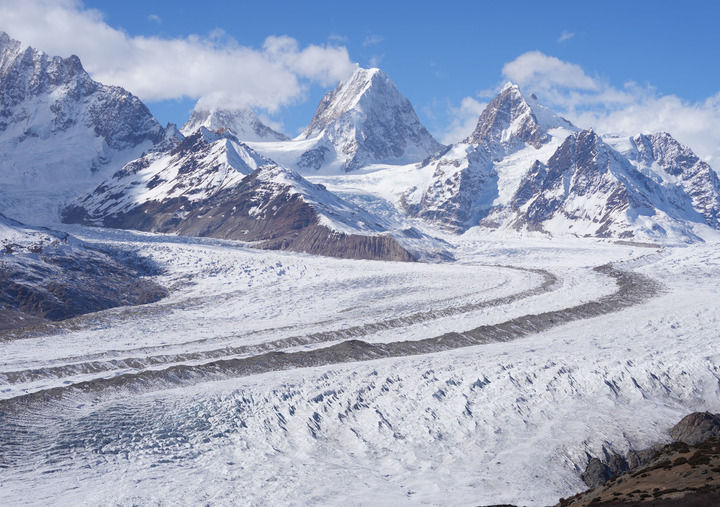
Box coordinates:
[466,83,575,160]
[63,137,414,262]
[181,108,288,142]
[402,144,497,231]
[508,130,699,238]
[401,85,574,232]
[0,32,164,223]
[627,133,720,228]
[299,67,443,171]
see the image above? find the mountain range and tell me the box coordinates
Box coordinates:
[2,32,720,261]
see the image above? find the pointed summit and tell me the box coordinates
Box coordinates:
[181,107,288,142]
[298,66,443,171]
[467,82,575,159]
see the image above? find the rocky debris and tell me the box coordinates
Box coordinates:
[299,66,443,171]
[670,412,720,445]
[563,413,720,506]
[0,263,662,412]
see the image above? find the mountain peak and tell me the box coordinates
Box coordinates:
[297,66,443,171]
[181,107,288,142]
[466,84,575,159]
[301,65,389,138]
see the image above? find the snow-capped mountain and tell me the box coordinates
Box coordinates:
[466,82,576,160]
[609,132,720,229]
[250,67,443,173]
[402,83,576,231]
[0,32,165,224]
[63,128,414,261]
[181,107,289,142]
[503,129,703,240]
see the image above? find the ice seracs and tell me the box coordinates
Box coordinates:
[181,107,289,142]
[0,32,165,224]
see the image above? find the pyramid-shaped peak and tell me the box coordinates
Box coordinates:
[181,106,288,142]
[302,66,404,138]
[466,83,576,157]
[298,65,442,171]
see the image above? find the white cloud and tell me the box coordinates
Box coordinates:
[439,97,487,145]
[500,51,720,164]
[147,13,161,24]
[502,51,599,92]
[362,34,383,47]
[0,0,355,112]
[557,30,575,43]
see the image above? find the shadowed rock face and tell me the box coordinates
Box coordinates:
[0,221,166,331]
[507,130,702,238]
[466,83,575,160]
[0,31,163,152]
[629,133,720,228]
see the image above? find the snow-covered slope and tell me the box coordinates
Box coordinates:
[402,84,576,231]
[249,66,443,173]
[0,214,165,330]
[181,107,288,142]
[608,132,720,229]
[0,32,165,224]
[505,129,704,241]
[63,129,414,261]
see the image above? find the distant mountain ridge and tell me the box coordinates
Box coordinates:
[181,107,289,142]
[0,31,718,250]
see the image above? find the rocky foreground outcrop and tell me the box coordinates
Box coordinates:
[558,412,720,506]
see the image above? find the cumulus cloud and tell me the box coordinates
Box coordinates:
[501,51,720,164]
[439,97,487,144]
[502,51,599,92]
[0,0,355,112]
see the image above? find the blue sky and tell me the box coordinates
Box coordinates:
[1,0,719,159]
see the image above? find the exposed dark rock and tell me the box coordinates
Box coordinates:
[582,458,613,489]
[670,412,720,445]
